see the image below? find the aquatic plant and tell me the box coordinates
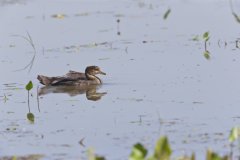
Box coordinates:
[202,32,210,60]
[203,50,210,60]
[89,133,236,160]
[87,149,106,160]
[229,126,240,143]
[25,81,35,123]
[129,136,172,160]
[203,32,210,50]
[128,136,230,160]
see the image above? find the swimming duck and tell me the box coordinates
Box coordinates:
[37,66,106,86]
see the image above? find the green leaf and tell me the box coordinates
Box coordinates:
[203,32,210,41]
[153,136,172,160]
[206,150,229,160]
[129,143,148,160]
[229,127,240,142]
[206,150,221,160]
[87,148,106,160]
[163,9,171,20]
[25,81,33,91]
[203,51,210,60]
[27,112,35,123]
[203,32,209,39]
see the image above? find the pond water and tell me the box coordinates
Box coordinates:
[1,0,240,159]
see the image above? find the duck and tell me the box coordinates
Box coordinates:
[37,66,106,86]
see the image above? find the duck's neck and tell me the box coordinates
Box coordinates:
[85,73,102,84]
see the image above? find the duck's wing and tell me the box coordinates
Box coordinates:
[66,70,86,80]
[50,71,87,85]
[37,75,69,86]
[38,71,87,86]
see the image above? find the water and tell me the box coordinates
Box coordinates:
[1,0,240,159]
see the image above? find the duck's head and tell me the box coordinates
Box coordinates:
[85,66,106,76]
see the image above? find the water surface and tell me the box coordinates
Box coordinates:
[1,0,240,159]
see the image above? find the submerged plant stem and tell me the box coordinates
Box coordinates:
[204,41,207,51]
[28,91,30,113]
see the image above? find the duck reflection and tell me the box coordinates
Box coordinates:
[38,85,107,101]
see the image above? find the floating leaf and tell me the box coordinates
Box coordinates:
[25,81,33,91]
[163,9,171,20]
[229,127,240,142]
[27,112,35,123]
[52,14,66,19]
[153,136,172,160]
[129,143,148,160]
[203,51,210,60]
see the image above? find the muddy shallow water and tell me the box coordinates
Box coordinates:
[1,0,240,159]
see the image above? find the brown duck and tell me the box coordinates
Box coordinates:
[37,66,106,86]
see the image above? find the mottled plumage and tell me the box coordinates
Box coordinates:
[37,66,106,86]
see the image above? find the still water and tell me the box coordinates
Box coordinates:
[1,0,240,159]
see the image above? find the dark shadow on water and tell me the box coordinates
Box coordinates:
[38,85,107,101]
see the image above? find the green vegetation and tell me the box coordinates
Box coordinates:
[202,32,210,60]
[89,126,240,160]
[88,149,106,160]
[191,32,211,60]
[129,136,171,160]
[203,51,210,60]
[203,32,210,42]
[229,126,240,142]
[25,81,35,123]
[203,31,210,52]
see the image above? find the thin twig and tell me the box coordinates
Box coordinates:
[229,0,240,23]
[12,32,37,73]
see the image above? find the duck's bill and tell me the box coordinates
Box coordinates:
[99,71,106,75]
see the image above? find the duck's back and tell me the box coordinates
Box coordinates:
[66,70,86,80]
[38,70,86,86]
